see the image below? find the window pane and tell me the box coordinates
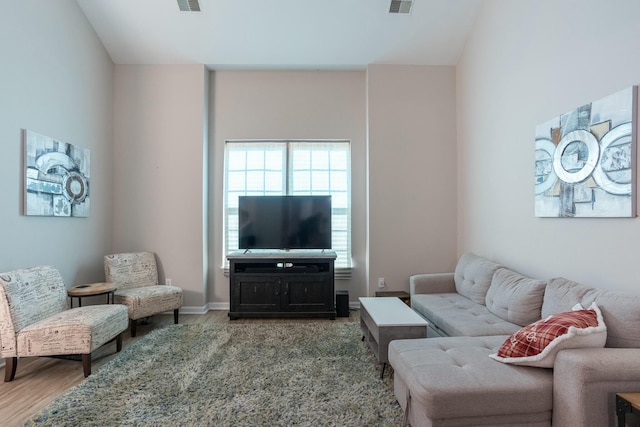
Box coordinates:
[330,171,348,191]
[311,171,330,191]
[265,150,283,170]
[265,171,283,192]
[228,214,238,231]
[246,151,265,169]
[227,171,246,191]
[291,171,310,192]
[289,141,351,268]
[228,151,246,170]
[330,151,347,170]
[228,192,243,209]
[292,150,311,169]
[246,171,265,191]
[311,151,329,169]
[332,192,348,208]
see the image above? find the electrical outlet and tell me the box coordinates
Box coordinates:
[377,277,385,289]
[165,278,172,285]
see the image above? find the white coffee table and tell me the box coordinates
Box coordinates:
[359,296,428,378]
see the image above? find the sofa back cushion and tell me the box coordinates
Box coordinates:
[485,268,547,326]
[104,252,159,290]
[0,266,67,332]
[454,252,502,305]
[542,277,640,348]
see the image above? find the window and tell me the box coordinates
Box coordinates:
[224,140,351,269]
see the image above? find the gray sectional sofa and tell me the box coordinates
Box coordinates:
[388,252,640,427]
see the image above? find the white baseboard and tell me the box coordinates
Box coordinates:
[178,304,211,315]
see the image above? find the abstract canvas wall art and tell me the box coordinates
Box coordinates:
[24,130,90,217]
[535,86,637,217]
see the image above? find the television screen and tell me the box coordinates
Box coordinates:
[238,196,331,250]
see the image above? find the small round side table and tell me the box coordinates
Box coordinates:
[67,282,117,308]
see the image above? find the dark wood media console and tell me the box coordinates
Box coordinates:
[227,250,337,320]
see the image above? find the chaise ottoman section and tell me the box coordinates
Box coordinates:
[389,336,553,427]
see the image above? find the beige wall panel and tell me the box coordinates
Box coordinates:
[367,65,458,295]
[457,0,640,292]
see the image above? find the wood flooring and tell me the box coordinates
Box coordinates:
[0,309,359,427]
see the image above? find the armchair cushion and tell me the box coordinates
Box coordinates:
[115,285,183,321]
[0,266,67,332]
[17,304,128,356]
[104,252,159,290]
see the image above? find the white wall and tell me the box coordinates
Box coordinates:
[113,65,208,309]
[0,1,114,285]
[13,0,632,312]
[209,70,367,305]
[367,65,458,294]
[457,0,640,292]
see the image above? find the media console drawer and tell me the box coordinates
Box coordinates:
[234,261,328,274]
[227,251,337,320]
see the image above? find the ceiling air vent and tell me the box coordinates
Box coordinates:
[389,0,413,14]
[177,0,201,12]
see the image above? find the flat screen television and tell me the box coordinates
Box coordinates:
[238,195,332,250]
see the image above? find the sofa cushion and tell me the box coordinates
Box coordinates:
[542,277,640,348]
[485,268,546,326]
[412,293,522,337]
[453,252,502,304]
[388,336,553,420]
[490,302,606,368]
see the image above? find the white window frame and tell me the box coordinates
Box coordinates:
[223,140,352,270]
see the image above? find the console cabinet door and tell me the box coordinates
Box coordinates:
[233,275,280,312]
[281,274,333,312]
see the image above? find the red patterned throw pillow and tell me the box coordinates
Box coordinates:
[489,302,606,368]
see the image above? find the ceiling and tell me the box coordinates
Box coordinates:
[76,0,482,70]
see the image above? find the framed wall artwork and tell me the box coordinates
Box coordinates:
[535,86,637,217]
[24,130,90,217]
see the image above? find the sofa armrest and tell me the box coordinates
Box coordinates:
[553,348,640,427]
[410,272,456,295]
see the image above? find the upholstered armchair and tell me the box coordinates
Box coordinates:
[104,252,183,337]
[0,266,129,382]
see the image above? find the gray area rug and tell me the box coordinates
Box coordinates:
[26,322,402,426]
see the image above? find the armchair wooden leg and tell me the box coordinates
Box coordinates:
[82,354,91,378]
[4,357,17,382]
[174,308,179,324]
[116,332,123,352]
[130,319,137,337]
